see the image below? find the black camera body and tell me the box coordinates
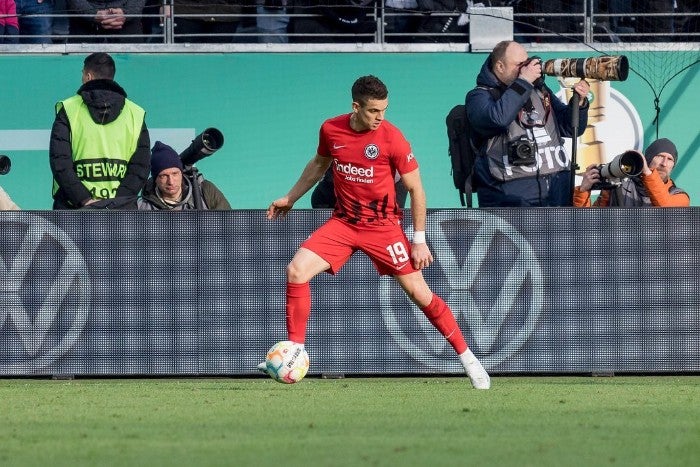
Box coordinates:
[508,136,537,166]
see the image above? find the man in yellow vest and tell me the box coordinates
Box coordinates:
[49,52,151,209]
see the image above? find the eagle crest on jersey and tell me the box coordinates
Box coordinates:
[364,144,380,160]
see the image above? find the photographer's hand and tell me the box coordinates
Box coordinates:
[638,150,652,176]
[579,164,600,191]
[573,79,590,101]
[579,164,601,192]
[518,57,542,85]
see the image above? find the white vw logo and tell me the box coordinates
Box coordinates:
[380,210,543,369]
[0,213,90,373]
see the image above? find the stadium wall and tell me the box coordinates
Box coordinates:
[1,209,698,376]
[0,52,698,210]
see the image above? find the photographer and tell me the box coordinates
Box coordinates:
[138,141,231,211]
[465,40,590,207]
[573,138,689,207]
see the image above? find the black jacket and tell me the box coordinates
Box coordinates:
[49,79,151,209]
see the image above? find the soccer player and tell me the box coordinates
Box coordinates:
[259,75,490,389]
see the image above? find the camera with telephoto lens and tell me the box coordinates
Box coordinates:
[508,136,537,166]
[179,128,225,167]
[0,155,11,175]
[591,150,645,190]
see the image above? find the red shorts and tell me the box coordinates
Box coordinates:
[301,217,418,276]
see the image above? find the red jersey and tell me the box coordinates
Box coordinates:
[317,114,418,226]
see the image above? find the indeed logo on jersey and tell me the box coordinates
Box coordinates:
[334,159,374,184]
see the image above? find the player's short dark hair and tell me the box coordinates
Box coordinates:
[83,52,116,80]
[351,75,388,106]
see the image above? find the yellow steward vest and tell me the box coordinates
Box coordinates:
[53,94,145,200]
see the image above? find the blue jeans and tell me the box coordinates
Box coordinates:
[15,0,54,44]
[256,6,289,43]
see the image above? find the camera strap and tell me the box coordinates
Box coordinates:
[518,90,551,129]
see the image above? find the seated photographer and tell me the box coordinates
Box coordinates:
[573,138,689,207]
[138,141,231,211]
[0,185,19,210]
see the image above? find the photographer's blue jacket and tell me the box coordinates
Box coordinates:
[465,56,589,207]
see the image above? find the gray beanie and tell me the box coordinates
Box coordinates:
[644,138,677,164]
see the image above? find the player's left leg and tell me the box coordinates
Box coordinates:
[359,223,490,389]
[394,272,491,390]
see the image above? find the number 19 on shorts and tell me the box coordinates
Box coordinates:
[386,242,409,265]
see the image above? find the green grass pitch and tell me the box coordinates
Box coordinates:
[1,376,698,466]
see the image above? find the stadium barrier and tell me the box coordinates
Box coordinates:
[4,3,698,46]
[1,208,698,377]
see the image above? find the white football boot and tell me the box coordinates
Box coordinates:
[460,348,491,390]
[256,362,270,375]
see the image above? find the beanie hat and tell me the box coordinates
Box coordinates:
[644,138,677,165]
[150,141,183,178]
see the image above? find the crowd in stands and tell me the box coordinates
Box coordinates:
[1,1,697,45]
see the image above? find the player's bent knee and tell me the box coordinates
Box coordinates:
[286,262,306,283]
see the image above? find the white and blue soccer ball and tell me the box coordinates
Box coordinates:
[264,340,310,384]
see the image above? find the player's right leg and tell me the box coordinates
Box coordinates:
[258,219,354,377]
[284,247,331,344]
[257,248,328,377]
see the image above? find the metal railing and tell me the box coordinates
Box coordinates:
[2,2,698,52]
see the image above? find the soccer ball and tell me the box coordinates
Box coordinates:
[264,340,310,384]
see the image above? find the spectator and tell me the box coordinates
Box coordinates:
[67,0,145,43]
[289,0,376,43]
[52,0,71,42]
[0,0,19,43]
[166,0,242,43]
[0,185,19,210]
[138,141,231,210]
[256,0,289,43]
[141,0,161,41]
[674,0,697,41]
[465,40,589,207]
[384,0,420,43]
[414,0,468,43]
[631,0,674,41]
[49,52,150,209]
[512,0,580,43]
[606,0,635,35]
[15,0,53,43]
[573,138,689,207]
[260,75,490,389]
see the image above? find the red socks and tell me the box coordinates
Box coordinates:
[286,284,466,354]
[286,282,311,344]
[421,294,468,355]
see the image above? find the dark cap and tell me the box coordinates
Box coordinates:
[644,138,677,165]
[151,141,183,178]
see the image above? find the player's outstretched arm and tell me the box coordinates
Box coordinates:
[267,154,332,220]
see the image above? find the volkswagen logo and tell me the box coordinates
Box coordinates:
[0,213,90,374]
[380,210,543,370]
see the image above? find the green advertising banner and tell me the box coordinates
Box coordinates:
[0,52,697,209]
